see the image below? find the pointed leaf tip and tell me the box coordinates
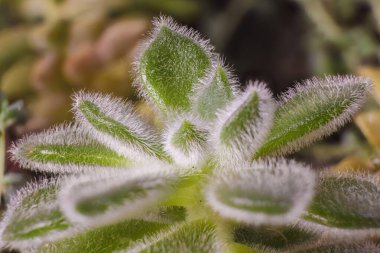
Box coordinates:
[10,123,131,174]
[134,16,214,113]
[192,60,238,121]
[254,75,372,158]
[205,158,316,226]
[213,82,275,164]
[163,116,209,167]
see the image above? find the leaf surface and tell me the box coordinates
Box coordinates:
[74,92,170,162]
[0,178,75,250]
[163,116,209,167]
[213,82,275,164]
[135,16,213,113]
[254,76,371,158]
[193,61,236,121]
[205,158,315,225]
[10,123,131,174]
[302,172,380,236]
[59,167,178,226]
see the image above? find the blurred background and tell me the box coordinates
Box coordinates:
[2,0,380,200]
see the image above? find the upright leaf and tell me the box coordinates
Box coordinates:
[59,167,178,226]
[163,116,209,167]
[10,123,131,174]
[134,16,214,113]
[0,178,77,250]
[192,60,238,121]
[212,82,275,164]
[205,158,316,225]
[73,91,170,162]
[125,220,221,253]
[302,172,380,237]
[254,76,371,158]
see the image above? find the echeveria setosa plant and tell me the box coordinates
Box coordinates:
[0,16,378,253]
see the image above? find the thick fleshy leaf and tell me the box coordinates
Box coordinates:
[163,116,209,167]
[205,158,315,225]
[254,76,371,158]
[73,91,170,162]
[302,172,380,237]
[125,220,221,253]
[192,60,237,121]
[36,219,171,253]
[134,16,214,113]
[234,225,317,252]
[212,82,275,164]
[10,123,131,174]
[59,167,178,226]
[0,178,76,250]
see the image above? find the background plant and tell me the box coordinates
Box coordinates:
[0,16,377,253]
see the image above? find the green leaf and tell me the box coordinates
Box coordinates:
[254,76,371,158]
[234,225,317,252]
[302,172,380,236]
[193,60,237,121]
[212,82,275,164]
[163,116,209,167]
[73,92,170,162]
[59,167,178,226]
[126,219,221,253]
[36,219,171,253]
[0,178,75,250]
[135,16,213,113]
[10,123,132,174]
[205,158,315,225]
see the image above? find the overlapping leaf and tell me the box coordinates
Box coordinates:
[0,178,77,250]
[10,123,131,174]
[254,76,371,158]
[59,167,178,226]
[192,60,237,121]
[73,92,170,162]
[134,16,214,113]
[205,158,316,225]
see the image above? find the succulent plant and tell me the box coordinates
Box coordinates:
[0,16,377,253]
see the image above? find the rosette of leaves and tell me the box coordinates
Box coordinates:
[0,16,377,253]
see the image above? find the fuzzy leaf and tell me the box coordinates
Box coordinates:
[135,16,213,113]
[212,82,275,164]
[302,172,380,236]
[37,219,171,253]
[73,92,170,162]
[234,225,317,252]
[10,123,131,174]
[254,76,371,158]
[0,178,76,250]
[125,220,221,253]
[193,60,237,121]
[163,116,209,167]
[205,158,315,225]
[59,167,178,226]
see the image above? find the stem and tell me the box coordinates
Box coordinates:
[0,127,5,204]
